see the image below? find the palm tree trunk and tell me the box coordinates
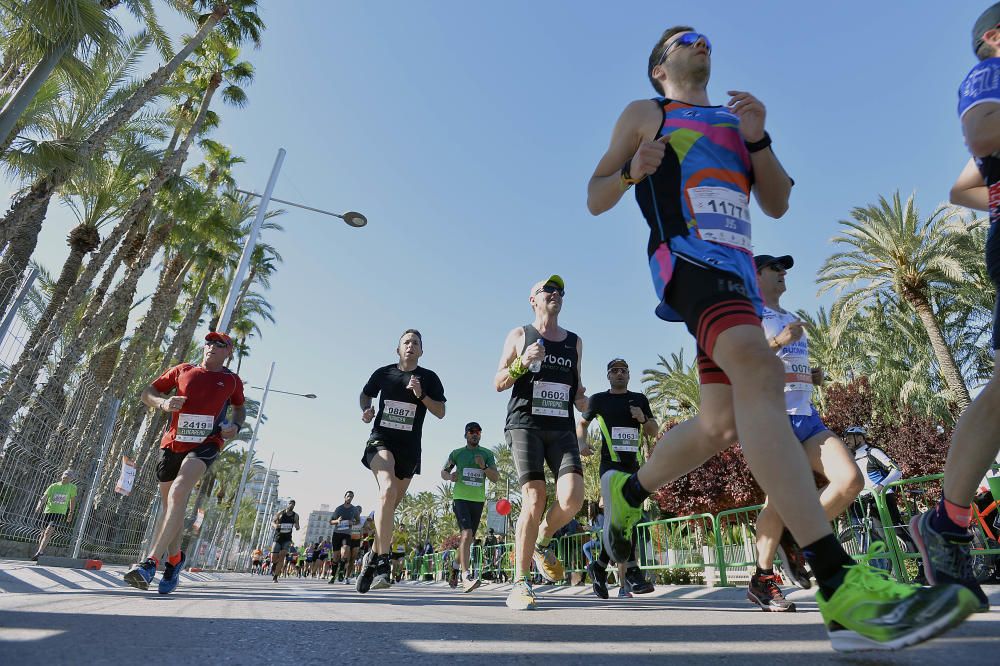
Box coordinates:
[165,264,217,365]
[0,42,71,146]
[0,199,47,311]
[909,294,972,411]
[0,4,229,249]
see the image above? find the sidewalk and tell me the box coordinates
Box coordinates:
[0,558,222,594]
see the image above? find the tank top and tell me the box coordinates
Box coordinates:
[274,511,295,540]
[505,325,579,431]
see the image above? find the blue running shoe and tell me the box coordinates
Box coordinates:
[158,551,186,595]
[124,558,157,590]
[910,511,989,613]
[601,470,641,563]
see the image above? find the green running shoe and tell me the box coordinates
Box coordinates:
[816,563,978,652]
[600,470,642,564]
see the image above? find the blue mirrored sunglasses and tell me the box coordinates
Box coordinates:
[659,32,712,65]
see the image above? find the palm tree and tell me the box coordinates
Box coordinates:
[642,350,701,421]
[817,191,973,411]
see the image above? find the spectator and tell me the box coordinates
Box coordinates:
[32,469,77,561]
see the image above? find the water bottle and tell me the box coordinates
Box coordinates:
[528,339,544,373]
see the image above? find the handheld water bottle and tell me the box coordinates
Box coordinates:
[529,339,544,373]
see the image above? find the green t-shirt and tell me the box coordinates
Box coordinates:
[447,446,496,502]
[43,483,77,515]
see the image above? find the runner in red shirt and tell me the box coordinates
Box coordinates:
[124,332,246,594]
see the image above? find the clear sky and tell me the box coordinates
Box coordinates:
[5,1,987,529]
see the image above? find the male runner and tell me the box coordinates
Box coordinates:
[329,490,362,583]
[270,501,299,582]
[250,546,263,575]
[125,332,245,594]
[910,3,1000,615]
[495,275,588,610]
[749,254,864,612]
[31,469,77,561]
[441,421,499,592]
[587,26,976,649]
[577,359,659,599]
[358,329,446,592]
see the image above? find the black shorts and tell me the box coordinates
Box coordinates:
[331,533,351,549]
[271,537,293,554]
[42,512,68,528]
[506,428,583,486]
[362,437,420,479]
[662,258,762,385]
[350,538,361,549]
[318,553,328,561]
[453,499,485,531]
[157,442,220,482]
[987,222,1000,350]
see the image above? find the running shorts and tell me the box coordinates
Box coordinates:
[506,428,583,486]
[42,512,68,528]
[331,533,351,550]
[271,538,292,554]
[658,257,762,385]
[789,407,829,444]
[988,223,1000,350]
[453,499,485,531]
[362,436,420,479]
[157,442,220,482]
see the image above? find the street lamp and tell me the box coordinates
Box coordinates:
[236,189,368,228]
[250,386,317,399]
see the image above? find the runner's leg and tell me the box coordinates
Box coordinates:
[943,366,1000,507]
[516,480,546,578]
[538,473,584,544]
[147,457,208,560]
[370,450,407,555]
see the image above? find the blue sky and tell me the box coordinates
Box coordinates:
[5,1,987,529]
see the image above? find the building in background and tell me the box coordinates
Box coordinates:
[245,467,281,517]
[304,504,334,546]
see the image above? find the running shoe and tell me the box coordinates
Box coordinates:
[776,529,812,589]
[449,566,460,589]
[601,471,642,564]
[910,510,989,613]
[463,573,482,593]
[158,551,186,595]
[747,572,796,612]
[124,558,157,590]
[532,543,565,583]
[617,585,632,598]
[328,575,337,584]
[371,573,391,590]
[587,561,609,599]
[505,580,537,610]
[371,556,392,590]
[30,552,40,562]
[356,550,375,594]
[624,566,655,595]
[816,563,978,652]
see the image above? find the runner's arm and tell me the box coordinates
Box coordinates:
[950,158,988,211]
[228,404,246,431]
[575,417,592,444]
[748,146,793,218]
[494,327,526,392]
[441,456,456,481]
[588,100,662,215]
[574,337,588,413]
[484,461,499,483]
[963,100,1000,157]
[141,384,172,410]
[871,447,902,490]
[419,393,445,419]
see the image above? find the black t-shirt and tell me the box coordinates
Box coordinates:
[331,504,362,533]
[506,325,580,431]
[582,390,653,474]
[273,510,297,541]
[364,364,445,449]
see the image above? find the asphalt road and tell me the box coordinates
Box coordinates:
[1,567,998,664]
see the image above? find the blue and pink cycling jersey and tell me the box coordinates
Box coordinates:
[633,98,762,321]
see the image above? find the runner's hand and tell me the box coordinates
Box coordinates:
[220,422,238,439]
[474,455,485,469]
[810,367,824,385]
[630,135,670,180]
[448,472,457,482]
[629,405,646,422]
[777,320,806,346]
[520,341,545,368]
[407,375,424,399]
[579,439,594,457]
[361,407,375,423]
[160,396,186,413]
[727,91,766,142]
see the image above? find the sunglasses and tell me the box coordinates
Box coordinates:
[205,340,230,349]
[765,264,786,272]
[608,367,629,374]
[658,32,712,65]
[466,429,482,434]
[534,284,565,296]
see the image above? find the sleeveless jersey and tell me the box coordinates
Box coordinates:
[505,325,579,431]
[273,511,296,541]
[761,307,813,415]
[634,98,760,322]
[959,57,1000,224]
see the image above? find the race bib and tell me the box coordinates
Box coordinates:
[782,355,813,393]
[688,186,752,251]
[462,467,485,487]
[52,493,68,505]
[337,520,352,532]
[532,381,571,417]
[610,427,640,453]
[351,525,362,537]
[279,524,292,533]
[176,413,215,443]
[380,400,417,431]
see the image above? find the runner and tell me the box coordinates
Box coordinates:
[845,427,917,554]
[748,254,865,612]
[250,546,263,575]
[316,538,332,578]
[909,4,1000,615]
[586,26,977,649]
[577,359,659,599]
[31,469,77,561]
[495,275,588,610]
[270,500,299,582]
[329,490,362,584]
[441,421,499,592]
[357,329,446,592]
[124,331,245,594]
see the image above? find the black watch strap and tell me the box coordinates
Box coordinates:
[744,131,772,153]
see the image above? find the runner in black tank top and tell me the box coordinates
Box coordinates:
[270,501,299,582]
[495,275,588,611]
